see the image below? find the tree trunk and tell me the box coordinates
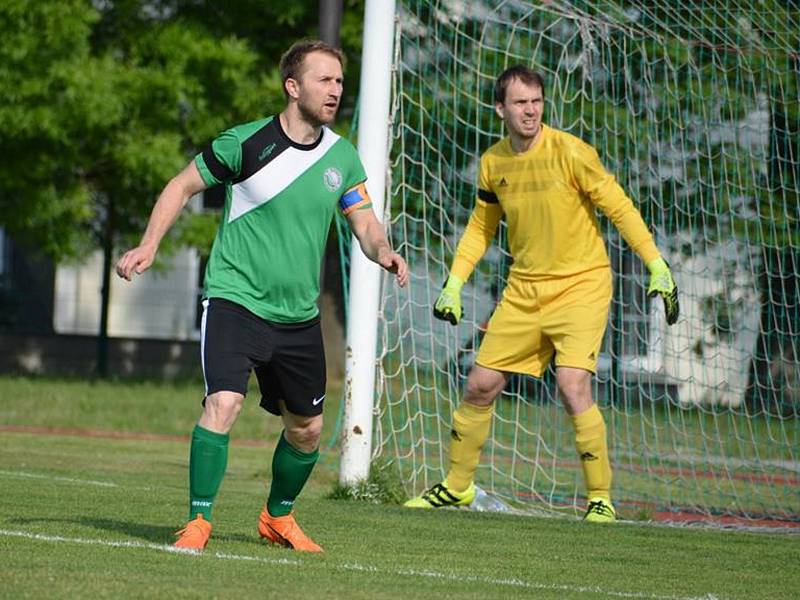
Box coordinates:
[747,247,800,417]
[318,0,347,379]
[96,197,114,378]
[746,80,800,416]
[319,0,343,48]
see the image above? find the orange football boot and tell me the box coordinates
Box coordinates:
[173,514,212,550]
[257,507,322,552]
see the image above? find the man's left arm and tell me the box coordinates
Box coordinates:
[574,143,679,324]
[343,187,408,288]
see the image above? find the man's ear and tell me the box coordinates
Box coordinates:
[495,103,504,120]
[285,77,301,100]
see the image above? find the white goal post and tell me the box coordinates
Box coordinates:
[339,0,397,485]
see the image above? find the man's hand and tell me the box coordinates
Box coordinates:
[433,275,464,325]
[115,244,157,281]
[377,247,409,287]
[647,257,679,325]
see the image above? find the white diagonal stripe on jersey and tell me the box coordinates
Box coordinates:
[227,127,341,223]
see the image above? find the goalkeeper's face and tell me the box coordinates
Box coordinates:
[495,78,544,142]
[293,51,344,126]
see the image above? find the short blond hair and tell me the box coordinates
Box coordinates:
[279,40,345,98]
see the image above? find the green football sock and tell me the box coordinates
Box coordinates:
[188,424,229,520]
[267,431,319,517]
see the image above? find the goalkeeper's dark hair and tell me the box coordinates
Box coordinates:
[494,65,545,104]
[279,40,346,99]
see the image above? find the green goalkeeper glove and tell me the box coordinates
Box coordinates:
[647,257,679,325]
[433,275,464,325]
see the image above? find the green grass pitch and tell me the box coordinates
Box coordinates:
[1,376,798,599]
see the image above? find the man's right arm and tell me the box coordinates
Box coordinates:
[115,161,208,281]
[434,153,503,325]
[449,198,504,282]
[434,197,503,325]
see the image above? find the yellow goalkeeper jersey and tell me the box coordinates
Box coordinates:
[451,124,660,281]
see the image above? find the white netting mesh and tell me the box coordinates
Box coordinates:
[369,0,799,526]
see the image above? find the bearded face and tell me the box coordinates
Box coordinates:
[289,51,343,127]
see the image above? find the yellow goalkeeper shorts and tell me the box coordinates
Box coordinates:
[475,267,612,377]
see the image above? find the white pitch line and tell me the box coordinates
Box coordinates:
[0,529,721,600]
[0,529,300,565]
[0,470,118,488]
[341,562,721,600]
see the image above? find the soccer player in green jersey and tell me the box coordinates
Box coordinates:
[116,40,408,552]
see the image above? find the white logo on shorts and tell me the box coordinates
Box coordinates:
[312,394,326,406]
[323,167,342,192]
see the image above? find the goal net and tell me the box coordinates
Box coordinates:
[358,0,799,526]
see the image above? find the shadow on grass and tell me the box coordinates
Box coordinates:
[8,516,258,546]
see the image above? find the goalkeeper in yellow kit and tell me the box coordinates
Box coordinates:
[404,66,679,522]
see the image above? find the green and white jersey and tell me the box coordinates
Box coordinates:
[195,115,369,323]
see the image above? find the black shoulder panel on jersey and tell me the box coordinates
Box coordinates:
[202,145,236,183]
[234,118,292,184]
[477,188,499,204]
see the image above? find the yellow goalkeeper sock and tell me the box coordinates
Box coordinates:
[445,401,494,493]
[571,404,612,501]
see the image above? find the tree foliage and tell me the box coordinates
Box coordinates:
[0,0,366,374]
[0,0,365,260]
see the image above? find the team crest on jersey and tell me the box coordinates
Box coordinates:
[323,167,343,192]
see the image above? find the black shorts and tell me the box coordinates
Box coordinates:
[200,298,326,417]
